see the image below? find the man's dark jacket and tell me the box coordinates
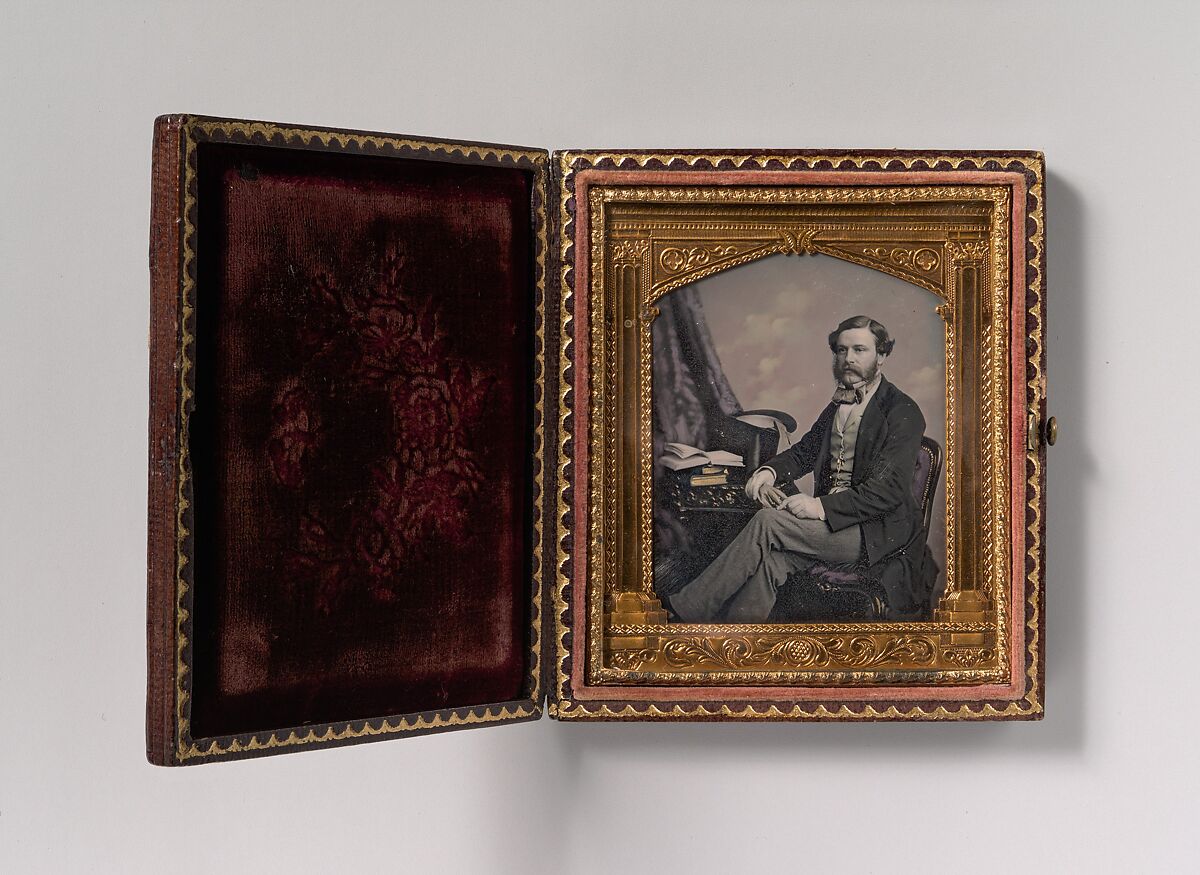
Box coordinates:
[761,375,932,612]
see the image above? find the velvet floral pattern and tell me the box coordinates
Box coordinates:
[263,243,492,613]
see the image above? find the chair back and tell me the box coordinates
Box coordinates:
[912,436,943,533]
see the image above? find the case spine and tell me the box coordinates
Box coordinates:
[543,153,563,716]
[146,115,185,765]
[539,153,556,714]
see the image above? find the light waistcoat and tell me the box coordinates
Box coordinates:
[829,374,882,493]
[828,412,861,492]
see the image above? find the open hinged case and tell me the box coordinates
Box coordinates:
[148,115,1049,765]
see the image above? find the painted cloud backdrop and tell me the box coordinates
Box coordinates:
[694,253,948,598]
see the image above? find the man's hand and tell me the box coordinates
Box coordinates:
[758,484,787,509]
[778,493,826,520]
[745,468,784,509]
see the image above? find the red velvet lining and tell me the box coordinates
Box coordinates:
[189,142,534,737]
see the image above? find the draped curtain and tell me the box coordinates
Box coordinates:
[652,285,742,559]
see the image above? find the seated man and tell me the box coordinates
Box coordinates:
[665,315,927,623]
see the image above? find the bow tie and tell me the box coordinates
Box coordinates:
[831,385,864,405]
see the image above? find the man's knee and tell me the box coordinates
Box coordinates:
[749,507,783,528]
[744,508,789,546]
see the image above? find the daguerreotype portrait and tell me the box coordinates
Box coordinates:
[653,263,946,626]
[553,151,1048,722]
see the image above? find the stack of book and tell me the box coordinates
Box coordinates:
[659,442,744,486]
[688,464,730,486]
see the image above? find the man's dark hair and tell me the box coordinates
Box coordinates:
[827,315,895,355]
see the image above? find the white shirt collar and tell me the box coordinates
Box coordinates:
[834,373,883,428]
[842,372,883,404]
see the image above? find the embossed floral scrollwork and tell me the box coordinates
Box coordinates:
[777,229,820,255]
[611,238,650,267]
[944,240,988,264]
[661,635,937,670]
[609,649,658,671]
[862,246,941,274]
[941,647,994,668]
[658,244,739,274]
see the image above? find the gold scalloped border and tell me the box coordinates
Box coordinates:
[551,150,1045,721]
[551,701,1031,720]
[169,117,549,762]
[183,704,538,762]
[186,117,547,165]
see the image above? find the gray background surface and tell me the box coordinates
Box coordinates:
[2,1,1196,871]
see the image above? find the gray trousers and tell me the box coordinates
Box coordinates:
[667,508,863,623]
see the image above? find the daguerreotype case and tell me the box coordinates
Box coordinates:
[147,115,1050,765]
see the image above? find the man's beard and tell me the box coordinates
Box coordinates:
[833,360,879,387]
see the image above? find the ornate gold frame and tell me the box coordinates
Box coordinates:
[551,152,1046,720]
